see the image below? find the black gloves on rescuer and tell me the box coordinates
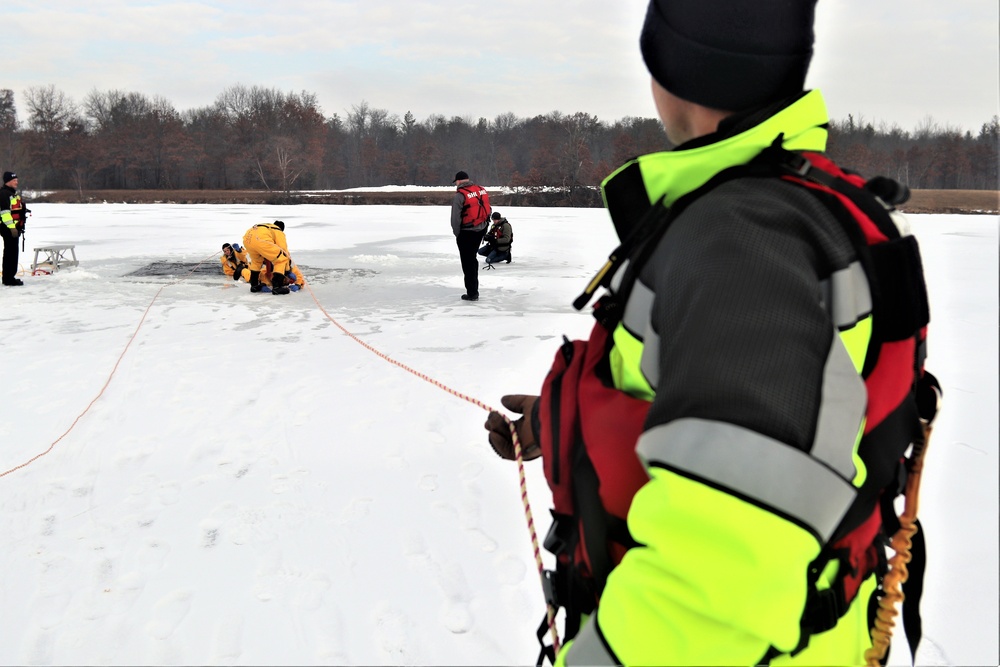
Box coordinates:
[233,263,245,280]
[484,394,541,461]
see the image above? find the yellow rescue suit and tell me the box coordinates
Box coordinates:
[242,223,291,276]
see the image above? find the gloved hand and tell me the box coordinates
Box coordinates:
[485,394,541,461]
[232,264,245,280]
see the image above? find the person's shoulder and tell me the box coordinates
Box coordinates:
[686,176,834,229]
[664,175,852,269]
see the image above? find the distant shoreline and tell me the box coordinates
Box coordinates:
[26,188,1000,215]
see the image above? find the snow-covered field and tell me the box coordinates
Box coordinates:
[0,203,996,666]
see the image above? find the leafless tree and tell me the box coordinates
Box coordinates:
[23,85,81,186]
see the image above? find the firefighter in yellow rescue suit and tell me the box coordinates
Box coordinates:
[220,242,249,279]
[242,220,292,294]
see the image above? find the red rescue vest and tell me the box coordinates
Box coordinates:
[457,184,490,227]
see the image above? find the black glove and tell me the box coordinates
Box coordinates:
[485,394,541,461]
[232,263,245,280]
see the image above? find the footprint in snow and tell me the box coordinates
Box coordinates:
[373,603,416,662]
[113,571,148,610]
[316,612,351,664]
[292,571,332,612]
[146,589,194,640]
[418,474,438,491]
[433,561,475,635]
[459,461,483,481]
[156,482,181,505]
[337,497,373,525]
[200,518,222,549]
[137,538,171,573]
[211,613,244,664]
[423,430,447,445]
[495,553,528,585]
[401,529,431,567]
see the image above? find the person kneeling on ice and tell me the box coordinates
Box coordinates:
[220,242,249,279]
[478,211,513,266]
[241,220,294,295]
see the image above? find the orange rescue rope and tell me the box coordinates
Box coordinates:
[1,256,562,653]
[0,254,217,478]
[301,278,562,654]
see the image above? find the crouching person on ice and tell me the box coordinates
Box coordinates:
[220,242,249,279]
[241,220,294,295]
[484,1,939,665]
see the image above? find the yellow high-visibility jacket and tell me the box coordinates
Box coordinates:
[558,90,907,667]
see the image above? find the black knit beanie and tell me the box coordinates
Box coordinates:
[640,0,817,112]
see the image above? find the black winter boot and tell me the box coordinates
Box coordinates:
[249,270,262,292]
[271,272,290,295]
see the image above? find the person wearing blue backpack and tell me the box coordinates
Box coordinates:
[484,2,938,665]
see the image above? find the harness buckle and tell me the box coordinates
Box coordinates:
[543,512,573,556]
[786,152,813,178]
[801,583,848,642]
[541,569,559,608]
[916,371,942,426]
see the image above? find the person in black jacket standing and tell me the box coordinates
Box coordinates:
[1,171,27,286]
[450,170,490,300]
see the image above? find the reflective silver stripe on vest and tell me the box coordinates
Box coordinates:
[609,257,631,293]
[620,279,662,389]
[636,418,857,542]
[564,619,618,666]
[640,322,661,392]
[811,329,867,481]
[621,278,654,339]
[822,261,871,330]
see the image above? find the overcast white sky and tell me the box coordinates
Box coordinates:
[8,0,999,133]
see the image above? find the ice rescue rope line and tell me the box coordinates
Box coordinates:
[0,256,562,655]
[865,413,936,666]
[0,253,219,480]
[300,278,562,656]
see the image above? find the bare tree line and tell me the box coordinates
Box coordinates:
[1,85,997,202]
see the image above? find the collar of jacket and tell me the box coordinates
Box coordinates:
[600,89,830,241]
